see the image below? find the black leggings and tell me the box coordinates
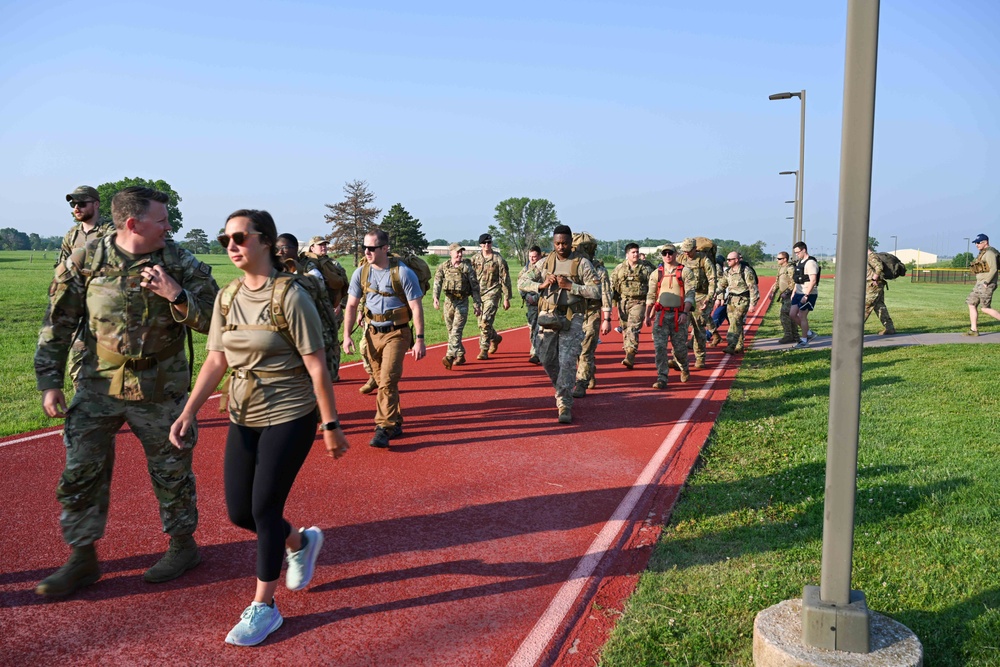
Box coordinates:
[224,410,317,582]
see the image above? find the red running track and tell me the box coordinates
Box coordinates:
[0,280,773,666]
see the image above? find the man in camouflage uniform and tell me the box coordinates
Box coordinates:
[433,242,482,369]
[767,250,800,343]
[715,252,759,354]
[965,232,1000,335]
[571,232,612,398]
[865,248,896,336]
[518,225,600,423]
[610,242,653,369]
[61,186,114,387]
[470,232,512,360]
[645,245,695,389]
[276,233,342,375]
[300,236,347,380]
[677,237,718,369]
[519,245,543,364]
[34,186,219,598]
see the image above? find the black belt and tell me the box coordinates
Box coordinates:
[729,292,749,298]
[369,322,409,333]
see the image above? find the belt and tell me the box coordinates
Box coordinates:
[729,292,749,298]
[369,322,409,333]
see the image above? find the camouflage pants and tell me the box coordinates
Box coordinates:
[57,389,197,547]
[537,314,585,412]
[620,297,645,353]
[652,310,688,383]
[575,309,601,384]
[687,295,711,362]
[778,291,800,339]
[526,304,538,357]
[68,337,87,389]
[726,295,750,350]
[478,292,503,351]
[966,282,996,309]
[329,311,343,380]
[865,287,895,331]
[443,298,470,360]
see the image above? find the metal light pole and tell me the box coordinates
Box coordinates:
[780,170,798,248]
[770,89,807,245]
[891,235,897,255]
[964,237,970,265]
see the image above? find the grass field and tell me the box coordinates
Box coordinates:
[598,280,1000,665]
[0,250,530,437]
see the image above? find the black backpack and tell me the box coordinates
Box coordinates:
[876,252,907,280]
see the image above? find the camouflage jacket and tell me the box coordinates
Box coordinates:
[58,216,113,266]
[434,259,481,305]
[771,262,796,297]
[517,251,601,314]
[680,251,718,299]
[36,233,219,400]
[866,252,886,289]
[586,259,613,315]
[610,260,653,302]
[470,250,512,300]
[719,262,760,306]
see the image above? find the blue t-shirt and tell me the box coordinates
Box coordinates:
[349,261,424,327]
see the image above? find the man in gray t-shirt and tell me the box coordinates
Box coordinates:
[342,229,425,448]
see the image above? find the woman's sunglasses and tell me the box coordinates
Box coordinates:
[218,231,262,247]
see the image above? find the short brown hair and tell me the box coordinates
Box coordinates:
[111,186,169,229]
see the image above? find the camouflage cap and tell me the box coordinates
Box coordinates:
[66,185,100,202]
[308,236,328,247]
[678,238,696,252]
[448,242,465,252]
[661,243,676,255]
[572,232,597,255]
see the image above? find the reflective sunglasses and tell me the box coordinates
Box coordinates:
[662,250,675,256]
[69,200,93,208]
[727,257,739,263]
[218,231,262,247]
[362,244,386,252]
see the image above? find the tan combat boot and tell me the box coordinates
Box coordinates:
[680,367,690,383]
[144,535,201,583]
[477,350,489,361]
[571,380,587,399]
[441,356,453,370]
[489,334,503,354]
[557,408,572,424]
[621,350,635,369]
[694,358,706,369]
[35,544,100,597]
[359,377,378,395]
[710,331,722,346]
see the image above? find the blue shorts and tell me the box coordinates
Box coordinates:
[794,293,817,311]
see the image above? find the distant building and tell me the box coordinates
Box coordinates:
[893,249,937,266]
[426,245,451,257]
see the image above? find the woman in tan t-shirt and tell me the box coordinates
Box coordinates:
[169,209,348,647]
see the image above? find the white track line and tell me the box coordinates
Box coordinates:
[507,299,768,667]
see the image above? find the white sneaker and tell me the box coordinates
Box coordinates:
[793,339,809,349]
[285,526,323,591]
[225,600,283,646]
[614,326,623,334]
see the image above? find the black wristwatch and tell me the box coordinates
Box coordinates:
[415,334,424,339]
[171,290,188,306]
[319,420,340,432]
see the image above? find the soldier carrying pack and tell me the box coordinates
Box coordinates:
[875,252,907,280]
[652,265,686,330]
[536,252,584,332]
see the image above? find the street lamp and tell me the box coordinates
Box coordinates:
[770,90,807,246]
[780,170,798,248]
[964,237,970,265]
[890,235,897,255]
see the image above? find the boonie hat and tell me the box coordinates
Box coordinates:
[66,185,99,202]
[479,233,492,244]
[678,238,695,252]
[448,242,465,252]
[661,243,676,255]
[309,236,328,247]
[972,233,989,244]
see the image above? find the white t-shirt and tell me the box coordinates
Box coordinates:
[793,257,820,295]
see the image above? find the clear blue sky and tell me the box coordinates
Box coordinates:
[2,0,997,257]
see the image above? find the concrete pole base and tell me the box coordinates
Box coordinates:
[754,599,922,667]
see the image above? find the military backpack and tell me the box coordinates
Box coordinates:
[875,252,907,280]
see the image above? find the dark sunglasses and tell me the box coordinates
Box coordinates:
[218,231,262,247]
[69,200,93,208]
[362,244,386,252]
[727,258,739,262]
[662,250,675,255]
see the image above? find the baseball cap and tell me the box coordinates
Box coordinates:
[66,185,99,202]
[661,243,676,255]
[309,236,328,247]
[448,242,465,252]
[479,233,492,244]
[972,233,989,244]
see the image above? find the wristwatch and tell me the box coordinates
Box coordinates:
[171,290,188,306]
[319,420,340,431]
[415,334,425,339]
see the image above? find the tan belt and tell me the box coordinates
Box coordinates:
[220,366,309,424]
[95,336,185,398]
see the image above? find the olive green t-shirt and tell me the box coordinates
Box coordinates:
[208,273,324,427]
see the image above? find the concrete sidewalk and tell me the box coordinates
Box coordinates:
[753,330,999,352]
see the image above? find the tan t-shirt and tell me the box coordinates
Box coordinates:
[208,273,324,427]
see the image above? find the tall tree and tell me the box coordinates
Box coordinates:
[869,236,879,250]
[380,203,428,257]
[325,180,381,264]
[489,197,559,264]
[182,228,210,254]
[0,227,30,250]
[97,177,184,234]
